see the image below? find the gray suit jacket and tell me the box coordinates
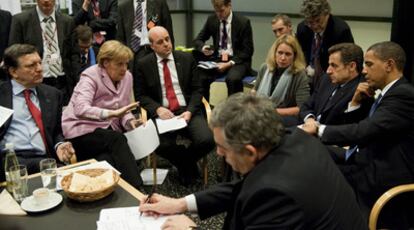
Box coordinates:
[117,0,174,47]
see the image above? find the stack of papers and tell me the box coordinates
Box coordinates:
[97,206,168,230]
[197,61,218,70]
[0,106,13,128]
[124,120,160,160]
[155,117,187,134]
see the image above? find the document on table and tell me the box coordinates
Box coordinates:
[155,117,187,134]
[124,120,160,160]
[0,106,13,128]
[97,206,168,230]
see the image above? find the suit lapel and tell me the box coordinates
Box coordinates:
[173,52,185,90]
[0,82,13,138]
[149,54,163,101]
[125,0,134,45]
[32,9,44,55]
[55,13,65,51]
[36,85,53,150]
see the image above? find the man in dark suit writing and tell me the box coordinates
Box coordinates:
[134,26,214,186]
[0,44,75,181]
[139,93,366,230]
[302,41,414,228]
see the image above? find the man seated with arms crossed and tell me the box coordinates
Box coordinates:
[301,41,414,228]
[299,43,372,127]
[139,93,366,230]
[0,44,75,181]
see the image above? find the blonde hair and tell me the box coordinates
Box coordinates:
[265,34,306,74]
[97,40,133,66]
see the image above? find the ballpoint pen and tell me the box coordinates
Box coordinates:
[140,186,156,217]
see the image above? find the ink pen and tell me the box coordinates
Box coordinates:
[140,187,156,217]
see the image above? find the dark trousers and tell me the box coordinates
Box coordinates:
[199,64,248,100]
[42,75,71,104]
[68,128,143,188]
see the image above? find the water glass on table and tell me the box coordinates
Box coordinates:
[9,164,28,202]
[39,158,57,191]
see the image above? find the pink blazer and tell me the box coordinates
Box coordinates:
[62,65,135,139]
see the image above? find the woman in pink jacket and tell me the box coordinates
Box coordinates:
[62,40,142,188]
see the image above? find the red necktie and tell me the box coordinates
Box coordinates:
[162,59,180,111]
[23,89,48,153]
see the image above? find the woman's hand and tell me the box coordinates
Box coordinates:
[108,102,138,118]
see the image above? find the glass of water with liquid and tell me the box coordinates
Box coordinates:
[39,158,57,191]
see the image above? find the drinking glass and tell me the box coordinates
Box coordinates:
[39,158,57,190]
[9,164,28,203]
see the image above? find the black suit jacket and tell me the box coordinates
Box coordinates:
[296,15,354,72]
[72,0,118,41]
[0,9,11,59]
[195,129,366,229]
[193,12,253,69]
[0,81,65,181]
[134,51,202,117]
[322,77,414,197]
[117,0,174,47]
[300,74,371,125]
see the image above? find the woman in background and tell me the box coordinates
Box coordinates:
[253,34,310,117]
[62,40,142,188]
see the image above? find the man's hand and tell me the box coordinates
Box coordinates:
[56,142,75,163]
[156,107,175,120]
[161,215,197,230]
[300,119,318,136]
[201,46,214,56]
[139,193,188,217]
[108,102,138,118]
[82,0,91,11]
[350,82,375,107]
[216,62,232,73]
[178,111,192,122]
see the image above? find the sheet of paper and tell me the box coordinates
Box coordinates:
[0,189,27,216]
[0,106,13,128]
[97,206,168,230]
[140,168,168,185]
[56,161,120,191]
[124,120,160,160]
[155,117,187,134]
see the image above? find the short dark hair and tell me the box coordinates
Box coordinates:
[328,43,364,73]
[75,25,93,43]
[210,93,285,153]
[301,0,331,18]
[211,0,231,8]
[367,41,406,71]
[3,44,38,73]
[271,14,292,27]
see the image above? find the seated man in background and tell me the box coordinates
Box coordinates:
[74,25,99,75]
[299,43,372,126]
[134,26,214,186]
[271,14,293,38]
[0,44,75,181]
[302,41,414,228]
[139,93,366,230]
[194,0,254,100]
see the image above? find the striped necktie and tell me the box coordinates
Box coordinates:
[43,17,61,77]
[131,0,143,52]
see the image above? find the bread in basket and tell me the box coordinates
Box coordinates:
[61,168,119,202]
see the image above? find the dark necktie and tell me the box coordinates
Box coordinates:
[221,20,228,49]
[131,0,143,52]
[162,59,180,111]
[345,94,383,160]
[311,33,323,85]
[23,89,49,154]
[81,54,87,65]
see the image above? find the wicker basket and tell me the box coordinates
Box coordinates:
[61,168,119,202]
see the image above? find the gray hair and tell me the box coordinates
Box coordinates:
[210,93,285,153]
[300,0,331,18]
[368,41,406,71]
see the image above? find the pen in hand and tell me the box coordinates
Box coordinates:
[140,188,155,217]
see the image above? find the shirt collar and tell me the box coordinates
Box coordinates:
[11,79,37,96]
[36,6,56,23]
[380,77,400,97]
[156,53,174,64]
[224,11,233,24]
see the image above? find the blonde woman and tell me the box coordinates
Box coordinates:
[253,34,310,116]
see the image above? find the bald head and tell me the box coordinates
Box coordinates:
[149,26,173,58]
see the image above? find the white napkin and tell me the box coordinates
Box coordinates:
[0,189,27,216]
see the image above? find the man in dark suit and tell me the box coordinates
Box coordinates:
[134,26,214,185]
[0,9,11,60]
[0,44,75,182]
[194,0,254,100]
[74,25,99,77]
[139,93,366,229]
[302,41,414,228]
[72,0,118,44]
[296,0,354,92]
[300,43,371,126]
[117,0,174,69]
[8,0,79,104]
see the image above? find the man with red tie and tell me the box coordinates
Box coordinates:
[0,44,75,181]
[134,26,214,186]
